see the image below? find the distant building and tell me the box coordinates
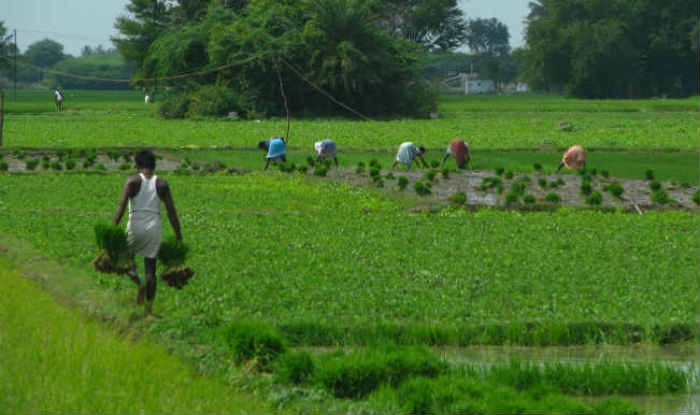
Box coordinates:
[440,72,529,95]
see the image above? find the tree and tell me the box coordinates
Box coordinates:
[112,0,171,71]
[465,18,509,55]
[521,0,699,98]
[23,39,65,81]
[0,21,16,75]
[372,0,467,51]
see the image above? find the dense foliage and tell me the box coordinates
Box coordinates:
[49,53,132,90]
[521,0,699,98]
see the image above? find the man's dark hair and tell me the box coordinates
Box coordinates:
[258,140,269,151]
[419,146,426,154]
[135,150,156,169]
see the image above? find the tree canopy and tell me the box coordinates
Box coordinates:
[521,0,699,98]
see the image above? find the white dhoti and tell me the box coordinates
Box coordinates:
[127,212,162,258]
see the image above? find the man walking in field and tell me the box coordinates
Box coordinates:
[314,138,339,166]
[258,136,287,170]
[54,88,63,112]
[113,150,183,314]
[392,141,428,169]
[557,145,586,172]
[441,138,471,169]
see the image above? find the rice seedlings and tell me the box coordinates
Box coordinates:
[496,167,505,176]
[545,193,561,203]
[158,237,195,289]
[385,172,395,180]
[50,161,63,171]
[537,178,547,188]
[314,166,328,177]
[533,163,542,172]
[0,161,8,172]
[430,160,439,168]
[523,194,536,204]
[692,191,699,205]
[601,170,610,178]
[423,170,436,182]
[645,169,654,180]
[603,182,624,199]
[65,159,76,170]
[649,181,661,191]
[398,176,409,190]
[651,188,670,204]
[441,167,449,179]
[25,159,40,171]
[505,170,514,179]
[586,191,603,205]
[504,192,518,204]
[580,181,592,196]
[452,191,466,204]
[356,162,365,174]
[414,181,431,195]
[92,223,133,275]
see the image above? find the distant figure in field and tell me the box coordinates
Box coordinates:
[314,138,338,166]
[258,136,287,170]
[557,145,586,172]
[392,142,428,169]
[113,150,183,315]
[54,88,63,112]
[145,93,153,104]
[441,138,471,169]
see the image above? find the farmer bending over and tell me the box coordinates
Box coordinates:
[54,88,63,112]
[392,142,428,169]
[556,145,586,173]
[258,136,287,170]
[113,150,182,314]
[314,138,338,166]
[441,138,471,169]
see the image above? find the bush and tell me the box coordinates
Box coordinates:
[586,191,603,205]
[158,92,192,119]
[533,163,542,172]
[693,191,699,205]
[649,181,661,191]
[65,159,76,170]
[651,188,670,204]
[25,159,40,171]
[223,321,286,370]
[276,350,314,385]
[545,193,561,203]
[452,191,466,204]
[603,182,624,198]
[523,194,536,204]
[504,192,518,204]
[580,181,592,196]
[414,181,431,196]
[185,84,237,118]
[645,169,654,180]
[0,161,8,171]
[398,176,409,190]
[496,167,505,176]
[315,345,446,399]
[505,170,514,179]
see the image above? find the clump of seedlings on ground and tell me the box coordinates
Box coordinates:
[545,193,561,203]
[414,181,431,196]
[603,182,624,199]
[480,176,503,193]
[452,191,466,205]
[398,176,409,191]
[586,191,603,205]
[91,223,134,275]
[158,238,195,289]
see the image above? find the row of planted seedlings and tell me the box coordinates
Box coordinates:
[198,318,694,414]
[0,148,159,172]
[356,158,452,195]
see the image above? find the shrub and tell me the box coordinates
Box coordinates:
[601,170,610,178]
[693,191,699,205]
[222,321,286,370]
[603,182,624,198]
[398,176,409,190]
[414,181,431,196]
[537,178,547,188]
[314,166,328,177]
[545,193,561,203]
[65,159,76,170]
[533,163,542,172]
[25,159,40,171]
[523,194,536,204]
[586,191,603,205]
[505,171,514,179]
[651,188,670,204]
[185,84,237,118]
[645,169,654,180]
[441,167,449,179]
[0,161,8,171]
[315,345,446,399]
[276,350,314,385]
[452,191,466,204]
[649,181,661,191]
[580,181,592,196]
[504,192,518,204]
[496,167,505,176]
[158,92,192,119]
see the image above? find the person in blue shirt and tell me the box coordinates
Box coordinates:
[258,136,287,170]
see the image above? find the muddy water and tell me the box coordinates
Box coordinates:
[438,344,699,415]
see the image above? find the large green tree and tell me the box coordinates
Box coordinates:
[521,0,699,98]
[23,38,65,81]
[0,21,16,75]
[112,0,171,72]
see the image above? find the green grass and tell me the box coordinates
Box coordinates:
[0,256,270,413]
[2,91,697,149]
[0,173,696,347]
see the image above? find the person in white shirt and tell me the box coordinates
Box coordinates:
[314,138,339,166]
[54,89,63,112]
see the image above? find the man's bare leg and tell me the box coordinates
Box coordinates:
[144,257,157,314]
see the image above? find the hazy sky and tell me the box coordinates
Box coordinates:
[3,0,531,56]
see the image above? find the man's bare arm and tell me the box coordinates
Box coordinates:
[113,178,135,225]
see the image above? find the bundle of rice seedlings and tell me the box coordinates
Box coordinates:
[158,238,195,289]
[91,223,134,275]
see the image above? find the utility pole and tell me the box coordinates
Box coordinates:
[13,29,17,101]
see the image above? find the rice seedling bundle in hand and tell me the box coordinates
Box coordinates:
[158,238,195,289]
[92,223,134,275]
